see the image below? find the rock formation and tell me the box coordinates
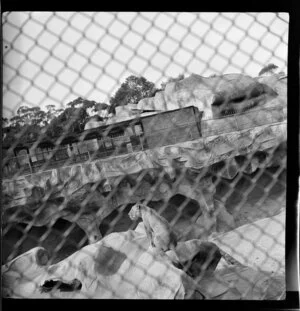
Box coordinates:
[2,73,286,245]
[2,73,287,300]
[2,214,285,299]
[137,73,278,119]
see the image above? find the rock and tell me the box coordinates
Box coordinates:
[267,141,287,168]
[210,158,239,180]
[243,156,260,174]
[257,74,287,97]
[3,72,287,246]
[2,230,188,299]
[2,222,285,300]
[40,278,82,293]
[137,96,157,111]
[209,211,285,274]
[214,199,236,232]
[3,119,286,243]
[137,73,279,119]
[212,266,285,300]
[181,242,222,278]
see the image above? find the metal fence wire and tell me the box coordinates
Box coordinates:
[2,12,287,299]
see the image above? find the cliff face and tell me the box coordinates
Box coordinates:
[137,73,278,119]
[2,73,287,300]
[2,73,287,245]
[3,122,286,208]
[2,121,286,245]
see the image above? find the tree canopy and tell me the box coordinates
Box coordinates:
[3,75,162,148]
[45,97,106,137]
[3,105,59,148]
[109,75,157,113]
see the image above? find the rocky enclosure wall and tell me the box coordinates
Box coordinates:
[2,73,287,244]
[3,121,286,209]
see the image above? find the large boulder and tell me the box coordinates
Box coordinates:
[209,210,285,274]
[2,223,224,299]
[256,74,287,97]
[137,73,279,119]
[2,220,285,300]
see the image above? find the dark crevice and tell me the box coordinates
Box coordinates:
[40,278,82,293]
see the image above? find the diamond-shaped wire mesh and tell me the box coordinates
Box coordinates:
[2,12,287,299]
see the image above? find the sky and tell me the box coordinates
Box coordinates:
[2,12,289,119]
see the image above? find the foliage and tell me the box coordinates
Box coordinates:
[46,97,105,137]
[67,97,97,111]
[46,107,85,137]
[5,105,64,129]
[3,106,46,147]
[3,123,42,148]
[2,117,9,126]
[9,106,45,128]
[45,105,64,125]
[109,76,157,114]
[3,75,160,145]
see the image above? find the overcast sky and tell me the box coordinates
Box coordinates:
[2,12,289,119]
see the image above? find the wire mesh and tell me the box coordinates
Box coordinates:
[2,12,287,299]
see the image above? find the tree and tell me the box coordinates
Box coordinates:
[44,105,64,125]
[3,121,42,148]
[258,64,279,76]
[67,97,98,112]
[3,106,50,147]
[46,97,102,137]
[46,107,82,137]
[2,117,10,140]
[45,115,64,138]
[3,97,110,146]
[109,76,157,114]
[8,105,48,128]
[94,103,111,120]
[2,117,9,130]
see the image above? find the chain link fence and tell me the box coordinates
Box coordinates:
[2,12,288,299]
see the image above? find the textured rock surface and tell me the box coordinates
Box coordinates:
[2,221,284,299]
[2,122,286,243]
[2,73,287,245]
[2,71,287,298]
[257,74,287,97]
[3,122,286,204]
[210,210,285,274]
[137,73,278,119]
[2,225,188,299]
